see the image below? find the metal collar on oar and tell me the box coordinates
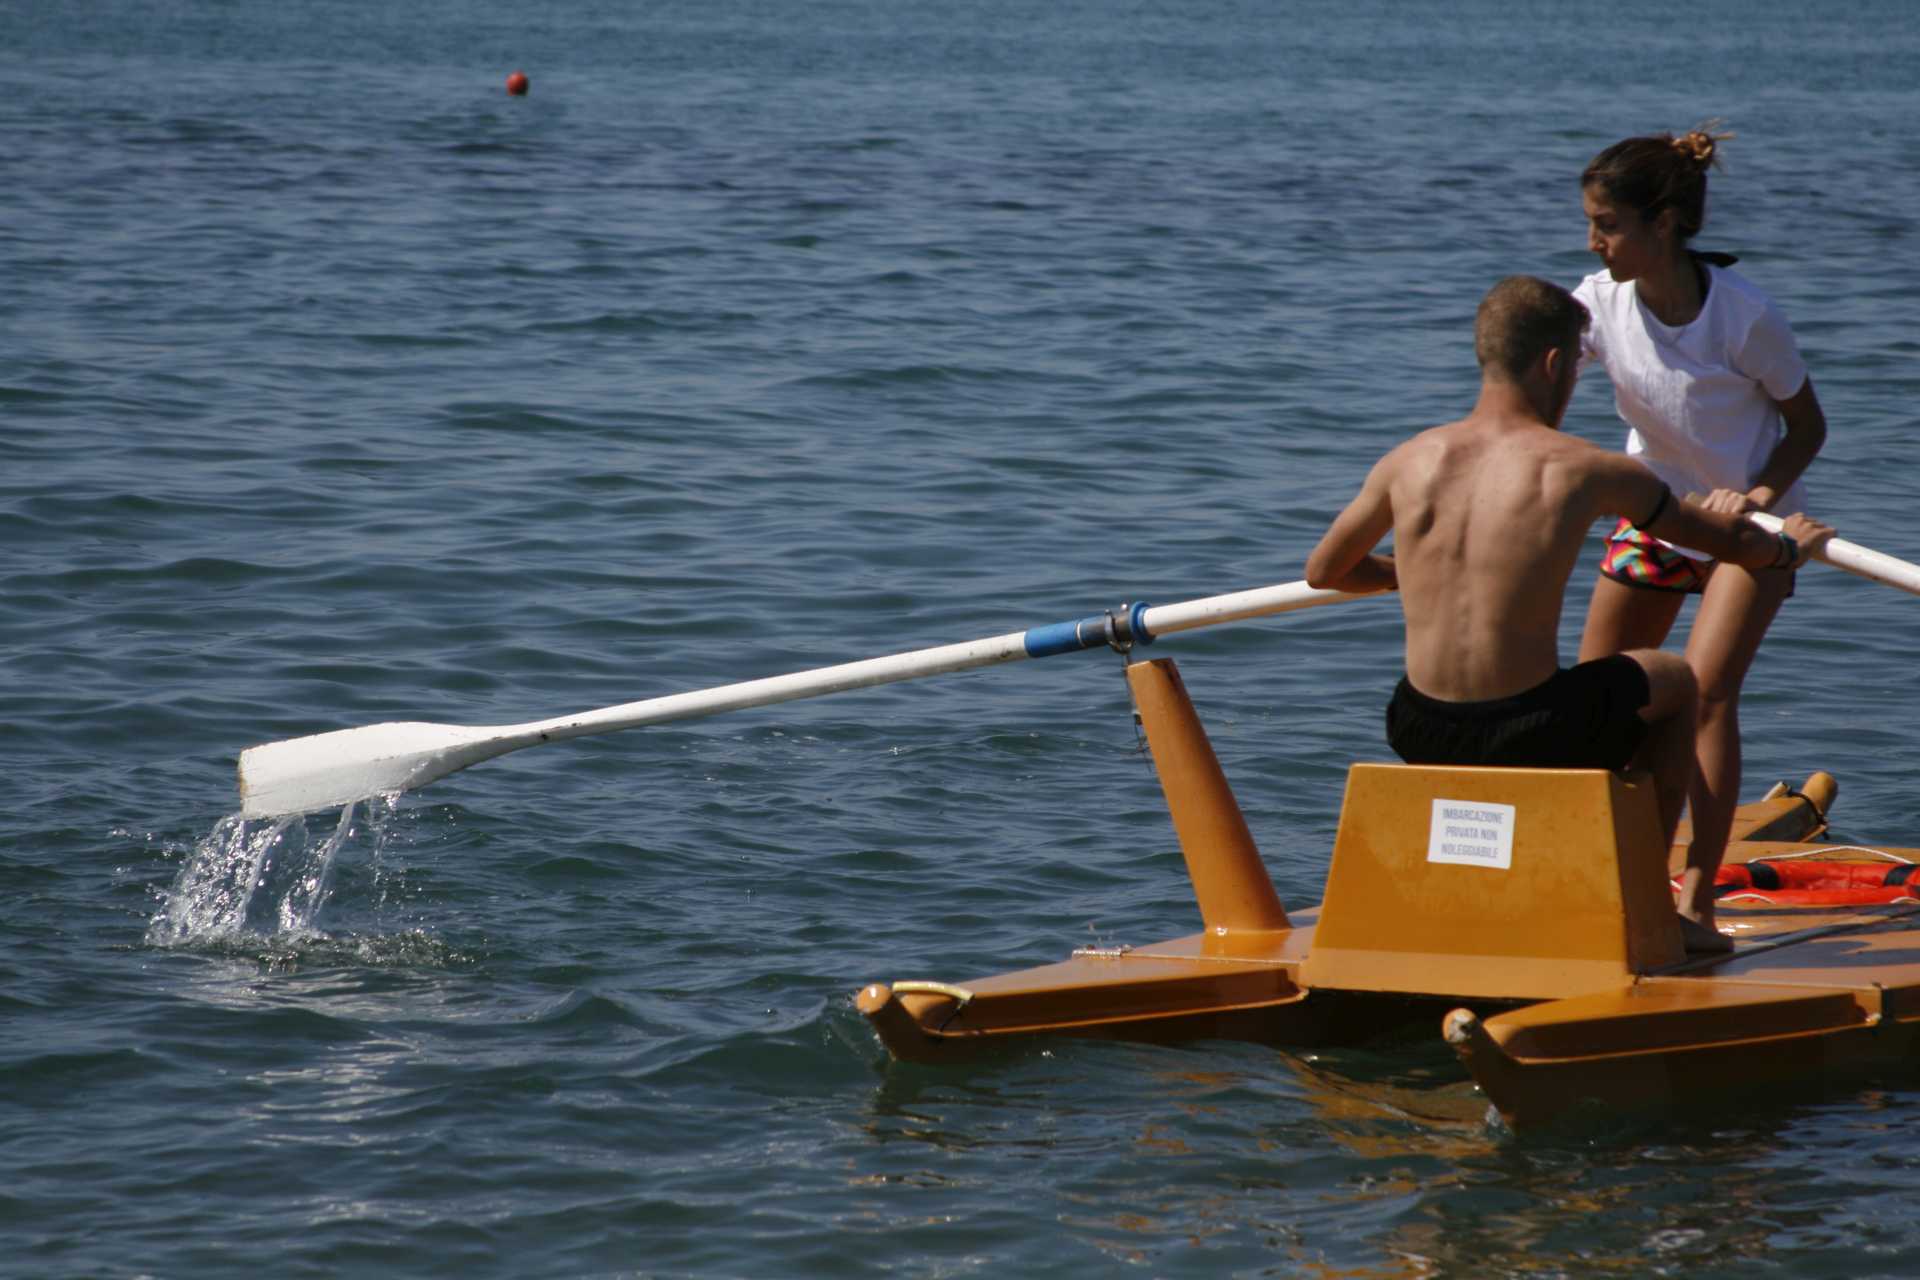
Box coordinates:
[1103,601,1149,655]
[1020,601,1155,659]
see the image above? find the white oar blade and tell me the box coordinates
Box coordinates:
[238,721,523,819]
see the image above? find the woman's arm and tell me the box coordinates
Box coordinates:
[1747,377,1827,511]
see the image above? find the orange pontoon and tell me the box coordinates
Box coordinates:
[856,657,1920,1127]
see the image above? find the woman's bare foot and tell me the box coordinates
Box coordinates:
[1678,912,1734,955]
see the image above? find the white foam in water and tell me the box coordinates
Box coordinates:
[146,803,360,945]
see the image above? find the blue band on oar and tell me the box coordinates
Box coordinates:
[1021,602,1156,658]
[1128,600,1153,644]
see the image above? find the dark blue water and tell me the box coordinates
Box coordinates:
[7,2,1920,1274]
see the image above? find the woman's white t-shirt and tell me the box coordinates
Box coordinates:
[1574,264,1810,519]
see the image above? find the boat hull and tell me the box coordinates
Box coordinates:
[857,657,1920,1126]
[1446,859,1920,1126]
[855,658,1854,1095]
[855,793,1842,1068]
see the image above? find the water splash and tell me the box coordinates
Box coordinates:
[146,797,391,946]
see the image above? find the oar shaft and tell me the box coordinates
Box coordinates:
[528,581,1376,743]
[528,631,1031,741]
[1141,579,1361,637]
[1747,512,1920,596]
[236,578,1386,816]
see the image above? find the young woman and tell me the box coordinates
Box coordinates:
[1573,128,1829,946]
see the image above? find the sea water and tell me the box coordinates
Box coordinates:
[6,1,1920,1274]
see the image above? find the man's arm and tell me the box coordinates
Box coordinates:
[1306,455,1399,594]
[1597,454,1832,569]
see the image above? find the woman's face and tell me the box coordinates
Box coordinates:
[1583,184,1674,283]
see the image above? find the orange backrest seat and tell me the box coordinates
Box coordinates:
[1299,764,1683,1000]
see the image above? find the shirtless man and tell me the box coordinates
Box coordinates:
[1305,275,1833,952]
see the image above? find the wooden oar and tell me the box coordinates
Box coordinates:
[1746,511,1920,596]
[237,579,1383,818]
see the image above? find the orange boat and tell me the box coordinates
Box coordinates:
[856,657,1920,1128]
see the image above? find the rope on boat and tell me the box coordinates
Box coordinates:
[1762,778,1832,825]
[1747,844,1913,864]
[1719,890,1920,906]
[1683,846,1918,908]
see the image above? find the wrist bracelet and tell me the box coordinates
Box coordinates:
[1773,532,1798,569]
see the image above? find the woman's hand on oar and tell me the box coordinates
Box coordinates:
[1745,510,1920,596]
[236,578,1386,819]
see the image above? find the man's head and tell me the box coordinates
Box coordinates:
[1474,275,1589,425]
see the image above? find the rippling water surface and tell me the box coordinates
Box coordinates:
[6,1,1920,1275]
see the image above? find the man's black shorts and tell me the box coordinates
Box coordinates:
[1385,655,1652,770]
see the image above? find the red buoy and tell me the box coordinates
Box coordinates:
[505,71,529,96]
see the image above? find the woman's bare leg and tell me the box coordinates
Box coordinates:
[1676,564,1791,930]
[1582,572,1727,950]
[1622,647,1698,850]
[1579,572,1685,662]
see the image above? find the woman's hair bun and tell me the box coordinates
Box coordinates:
[1672,125,1733,171]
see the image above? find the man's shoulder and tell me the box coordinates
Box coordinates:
[1476,419,1635,491]
[1440,414,1596,456]
[1399,418,1610,494]
[1527,425,1630,475]
[1384,419,1482,469]
[1408,415,1490,446]
[1547,437,1657,513]
[1375,420,1458,466]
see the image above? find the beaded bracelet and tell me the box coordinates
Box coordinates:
[1772,532,1799,569]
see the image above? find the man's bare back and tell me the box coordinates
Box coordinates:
[1315,409,1661,702]
[1305,278,1819,706]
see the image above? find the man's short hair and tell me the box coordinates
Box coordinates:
[1475,276,1590,381]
